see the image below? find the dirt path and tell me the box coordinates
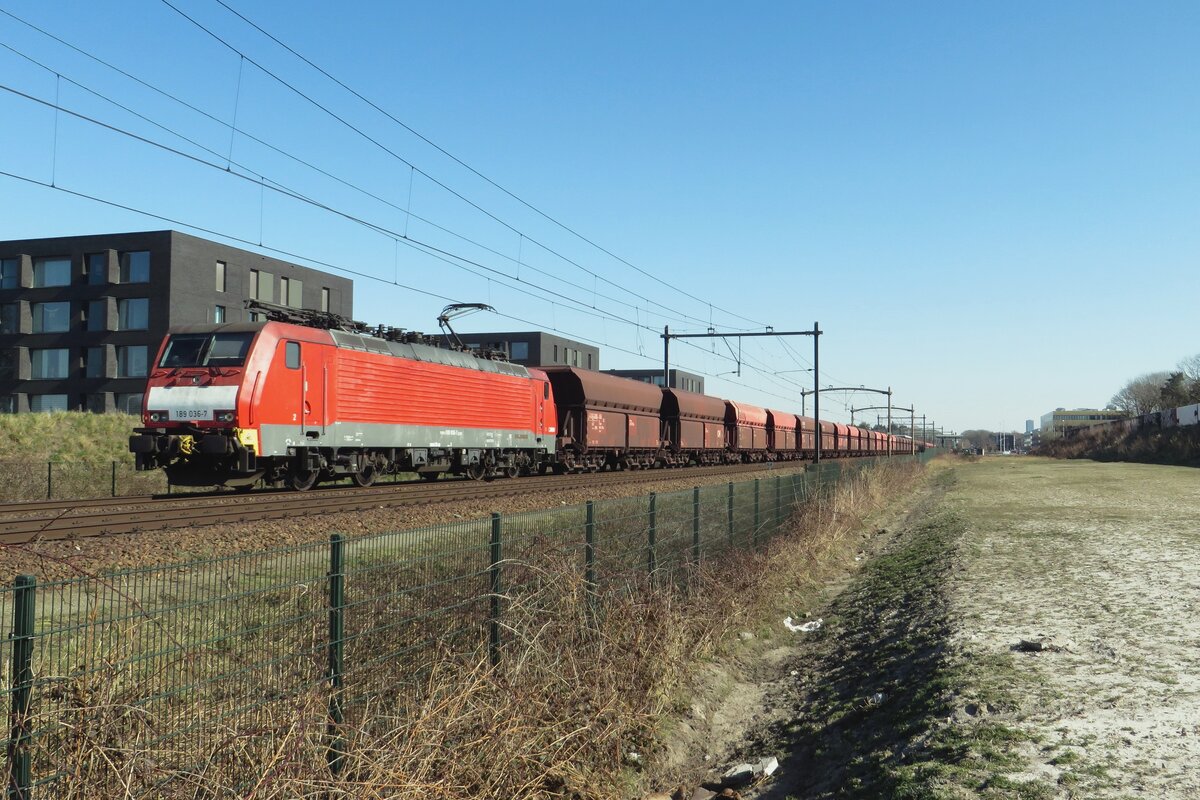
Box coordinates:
[708,456,1200,799]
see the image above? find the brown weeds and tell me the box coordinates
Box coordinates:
[24,460,927,799]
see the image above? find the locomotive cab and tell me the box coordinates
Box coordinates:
[128,324,264,487]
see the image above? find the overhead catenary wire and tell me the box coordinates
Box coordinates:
[203,0,770,330]
[0,6,754,336]
[152,0,766,332]
[0,22,736,337]
[0,76,721,340]
[0,12,880,418]
[0,167,827,408]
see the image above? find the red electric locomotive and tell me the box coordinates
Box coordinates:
[130,313,556,489]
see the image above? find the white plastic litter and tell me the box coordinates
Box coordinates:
[784,616,823,633]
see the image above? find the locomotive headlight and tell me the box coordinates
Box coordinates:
[215,410,236,423]
[148,411,167,423]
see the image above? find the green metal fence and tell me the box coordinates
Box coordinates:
[0,453,934,796]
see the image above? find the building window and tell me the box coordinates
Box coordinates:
[31,348,69,379]
[85,253,108,285]
[2,258,20,289]
[0,395,14,413]
[215,261,226,292]
[115,392,144,414]
[119,251,150,283]
[249,269,272,302]
[0,303,17,334]
[0,350,14,380]
[511,341,529,360]
[553,345,558,362]
[87,299,108,332]
[587,353,592,370]
[86,347,105,378]
[320,287,330,312]
[117,345,148,378]
[282,277,302,308]
[117,298,149,331]
[214,305,225,323]
[33,257,70,287]
[31,301,70,333]
[30,394,68,413]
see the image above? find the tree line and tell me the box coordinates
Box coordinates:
[1109,353,1200,416]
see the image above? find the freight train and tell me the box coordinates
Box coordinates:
[129,305,923,490]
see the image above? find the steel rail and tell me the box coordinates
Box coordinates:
[0,462,802,544]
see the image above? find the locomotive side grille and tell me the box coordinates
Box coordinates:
[336,352,533,429]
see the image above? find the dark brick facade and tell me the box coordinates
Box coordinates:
[604,368,704,394]
[0,230,352,413]
[454,331,600,371]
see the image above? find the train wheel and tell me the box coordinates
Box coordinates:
[289,469,319,491]
[353,464,378,487]
[467,463,486,481]
[503,465,519,479]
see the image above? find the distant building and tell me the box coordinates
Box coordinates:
[1039,408,1127,439]
[1,230,352,414]
[605,368,704,394]
[454,331,599,371]
[1025,419,1035,434]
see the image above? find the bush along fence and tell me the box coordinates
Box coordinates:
[0,453,936,797]
[0,460,171,502]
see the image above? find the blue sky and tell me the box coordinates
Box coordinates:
[2,1,1197,433]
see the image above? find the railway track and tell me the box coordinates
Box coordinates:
[0,462,803,544]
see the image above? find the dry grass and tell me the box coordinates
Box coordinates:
[0,410,169,500]
[21,460,928,799]
[1038,423,1200,466]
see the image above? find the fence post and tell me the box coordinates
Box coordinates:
[7,575,36,800]
[727,482,735,546]
[326,535,346,778]
[753,479,761,548]
[584,501,597,619]
[111,461,117,498]
[45,463,51,501]
[647,493,657,580]
[489,513,502,667]
[692,486,701,564]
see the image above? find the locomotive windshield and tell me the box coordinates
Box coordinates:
[159,332,255,368]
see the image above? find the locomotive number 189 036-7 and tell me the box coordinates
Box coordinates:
[170,409,211,420]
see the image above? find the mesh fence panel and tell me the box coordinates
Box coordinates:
[0,459,929,793]
[4,541,330,793]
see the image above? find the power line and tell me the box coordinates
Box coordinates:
[0,5,753,335]
[155,0,766,332]
[205,0,769,329]
[0,167,817,407]
[0,76,719,339]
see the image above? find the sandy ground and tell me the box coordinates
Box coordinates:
[946,457,1200,797]
[674,456,1200,799]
